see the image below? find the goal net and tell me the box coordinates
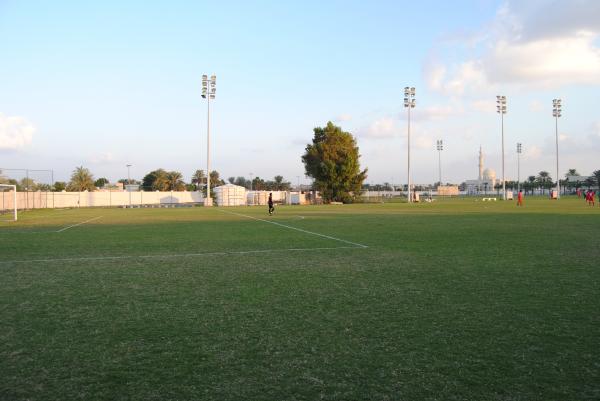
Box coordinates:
[0,184,17,221]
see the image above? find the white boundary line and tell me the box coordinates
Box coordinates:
[0,246,365,265]
[55,216,102,233]
[217,209,368,248]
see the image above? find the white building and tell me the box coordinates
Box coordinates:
[465,146,498,194]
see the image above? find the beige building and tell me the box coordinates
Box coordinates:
[465,146,498,194]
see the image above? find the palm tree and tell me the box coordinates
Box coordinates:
[150,169,169,191]
[67,166,95,192]
[166,171,185,191]
[536,171,552,195]
[566,168,579,177]
[527,175,536,195]
[191,170,206,191]
[593,170,600,188]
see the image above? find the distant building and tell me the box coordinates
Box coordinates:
[465,146,498,194]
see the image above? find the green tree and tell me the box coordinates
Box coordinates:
[191,170,206,190]
[142,169,169,191]
[272,175,291,191]
[95,177,109,188]
[19,177,36,191]
[166,171,185,191]
[252,177,266,191]
[527,175,536,195]
[592,170,600,188]
[234,177,250,188]
[54,181,66,192]
[209,170,224,187]
[0,170,8,184]
[536,171,552,195]
[302,121,368,203]
[67,166,95,192]
[565,169,579,177]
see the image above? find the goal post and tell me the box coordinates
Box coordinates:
[0,184,17,221]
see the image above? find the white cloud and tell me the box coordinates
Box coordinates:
[362,117,400,139]
[528,100,543,112]
[484,33,600,87]
[90,152,114,164]
[414,135,434,150]
[333,113,352,122]
[524,145,542,160]
[471,99,497,113]
[0,113,34,150]
[426,1,600,93]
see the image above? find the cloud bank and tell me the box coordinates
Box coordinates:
[0,113,35,151]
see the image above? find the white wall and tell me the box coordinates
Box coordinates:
[1,190,204,210]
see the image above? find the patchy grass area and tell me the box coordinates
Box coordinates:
[1,197,599,400]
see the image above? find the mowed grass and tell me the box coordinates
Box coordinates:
[1,198,599,400]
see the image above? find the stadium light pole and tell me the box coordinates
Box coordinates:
[404,87,416,203]
[436,140,443,186]
[496,95,507,200]
[516,143,522,193]
[553,98,562,199]
[126,164,132,207]
[202,74,216,206]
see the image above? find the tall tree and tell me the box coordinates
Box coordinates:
[67,166,95,192]
[233,176,249,188]
[95,177,109,188]
[565,169,579,177]
[54,181,66,192]
[536,171,552,195]
[166,171,185,191]
[209,170,224,187]
[191,170,207,190]
[142,169,169,191]
[302,121,368,203]
[592,170,600,187]
[252,177,266,191]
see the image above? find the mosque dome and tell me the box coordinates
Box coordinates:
[483,168,496,181]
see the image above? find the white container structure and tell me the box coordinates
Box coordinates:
[214,184,246,206]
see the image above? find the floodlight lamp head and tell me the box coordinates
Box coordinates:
[202,74,208,81]
[211,75,216,82]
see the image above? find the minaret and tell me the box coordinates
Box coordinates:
[478,146,484,180]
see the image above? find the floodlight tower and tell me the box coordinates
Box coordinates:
[436,140,443,186]
[496,95,507,200]
[404,87,416,203]
[202,74,216,206]
[126,164,132,208]
[553,99,562,199]
[516,143,522,192]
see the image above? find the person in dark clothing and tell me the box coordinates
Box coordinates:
[268,193,274,215]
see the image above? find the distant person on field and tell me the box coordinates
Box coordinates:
[590,190,596,207]
[268,192,274,215]
[517,190,524,206]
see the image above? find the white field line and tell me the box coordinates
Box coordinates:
[0,246,364,265]
[55,216,103,233]
[218,209,368,249]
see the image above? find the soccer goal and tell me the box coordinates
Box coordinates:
[0,184,17,221]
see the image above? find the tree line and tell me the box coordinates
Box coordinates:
[0,167,295,194]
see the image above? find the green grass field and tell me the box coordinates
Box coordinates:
[1,198,599,400]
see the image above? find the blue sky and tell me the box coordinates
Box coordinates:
[1,0,599,185]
